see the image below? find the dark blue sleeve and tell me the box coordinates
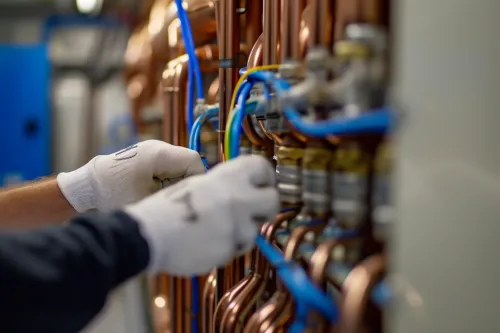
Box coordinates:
[0,211,150,333]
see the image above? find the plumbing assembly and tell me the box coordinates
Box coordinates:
[125,0,393,332]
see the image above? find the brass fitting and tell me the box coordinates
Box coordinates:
[303,147,334,171]
[277,146,305,167]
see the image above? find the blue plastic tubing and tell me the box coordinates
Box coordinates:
[230,81,253,158]
[174,0,204,135]
[188,107,219,152]
[244,71,392,137]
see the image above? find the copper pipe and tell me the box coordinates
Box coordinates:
[334,0,388,40]
[213,224,271,333]
[247,33,264,69]
[281,0,307,62]
[262,224,326,333]
[163,45,220,147]
[221,211,298,333]
[338,255,386,333]
[271,0,281,65]
[161,69,176,143]
[128,74,150,134]
[308,0,335,48]
[170,277,184,333]
[172,62,189,147]
[262,0,280,65]
[245,0,263,46]
[150,0,217,61]
[124,24,150,82]
[304,239,354,332]
[217,0,241,162]
[208,77,220,104]
[202,270,217,333]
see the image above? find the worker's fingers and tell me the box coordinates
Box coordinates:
[141,140,206,179]
[212,155,276,187]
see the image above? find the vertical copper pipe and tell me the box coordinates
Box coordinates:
[245,0,263,46]
[281,0,307,62]
[271,0,281,64]
[309,0,335,48]
[214,0,221,36]
[216,0,241,302]
[172,62,188,147]
[217,0,240,162]
[262,0,273,65]
[161,69,175,143]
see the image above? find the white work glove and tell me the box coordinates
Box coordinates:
[57,140,206,212]
[124,155,279,276]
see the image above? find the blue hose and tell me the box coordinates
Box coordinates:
[191,276,200,332]
[187,61,195,134]
[244,72,392,137]
[188,107,219,151]
[186,105,218,333]
[230,82,253,158]
[174,0,204,136]
[174,0,203,99]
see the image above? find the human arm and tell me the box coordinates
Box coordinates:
[0,211,149,333]
[0,177,76,229]
[0,140,206,229]
[0,155,279,332]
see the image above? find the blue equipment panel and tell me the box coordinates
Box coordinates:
[0,44,51,186]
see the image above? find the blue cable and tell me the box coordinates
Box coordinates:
[186,105,218,333]
[187,61,195,135]
[230,82,253,158]
[255,235,339,323]
[174,0,204,136]
[188,107,219,151]
[244,71,393,137]
[174,0,203,99]
[191,276,200,332]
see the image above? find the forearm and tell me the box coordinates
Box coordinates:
[0,210,150,332]
[0,177,76,229]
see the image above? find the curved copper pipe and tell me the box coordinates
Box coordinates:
[221,211,298,333]
[244,222,326,333]
[247,34,264,69]
[202,270,217,333]
[266,224,327,333]
[207,77,220,104]
[124,24,151,82]
[213,223,271,333]
[301,239,354,332]
[149,0,217,62]
[162,45,221,146]
[338,255,386,333]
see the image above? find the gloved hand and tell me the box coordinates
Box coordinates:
[124,155,279,276]
[57,140,206,212]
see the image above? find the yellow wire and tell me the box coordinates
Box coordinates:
[224,64,281,160]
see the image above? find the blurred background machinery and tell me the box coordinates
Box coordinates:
[1,0,500,333]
